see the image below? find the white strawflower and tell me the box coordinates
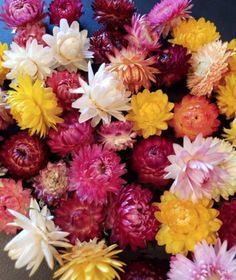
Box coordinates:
[4,199,71,277]
[43,19,93,72]
[3,39,55,83]
[72,62,131,127]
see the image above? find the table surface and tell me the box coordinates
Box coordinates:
[0,0,236,279]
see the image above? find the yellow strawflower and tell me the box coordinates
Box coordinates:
[228,39,236,73]
[223,118,236,147]
[154,191,222,255]
[169,18,220,52]
[126,89,174,138]
[0,42,9,85]
[54,239,125,280]
[7,75,63,137]
[216,74,236,119]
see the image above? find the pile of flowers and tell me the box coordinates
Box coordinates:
[0,0,236,279]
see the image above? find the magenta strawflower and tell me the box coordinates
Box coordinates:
[168,240,236,280]
[156,45,191,87]
[47,111,94,157]
[98,121,137,151]
[147,0,192,36]
[0,0,45,29]
[49,0,83,25]
[131,136,174,187]
[54,194,104,244]
[106,184,159,251]
[0,179,31,235]
[69,144,126,205]
[13,22,46,47]
[46,70,82,110]
[33,161,68,206]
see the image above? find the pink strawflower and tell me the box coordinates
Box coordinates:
[0,179,31,235]
[49,0,83,25]
[54,194,104,244]
[98,121,137,151]
[147,0,192,37]
[106,184,159,251]
[0,0,45,29]
[125,14,161,53]
[33,161,68,206]
[168,240,236,280]
[165,134,228,202]
[69,144,126,205]
[131,136,174,187]
[46,70,82,110]
[47,111,94,157]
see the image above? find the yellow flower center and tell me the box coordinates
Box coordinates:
[60,37,81,60]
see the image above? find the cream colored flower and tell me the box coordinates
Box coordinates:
[72,62,131,127]
[43,19,93,72]
[4,199,71,276]
[3,39,55,83]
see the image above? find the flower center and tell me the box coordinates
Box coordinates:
[19,59,38,78]
[206,273,221,280]
[60,37,81,60]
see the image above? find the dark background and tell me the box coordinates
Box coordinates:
[0,0,235,279]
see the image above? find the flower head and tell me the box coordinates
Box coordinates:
[155,191,222,255]
[223,119,236,146]
[49,0,83,25]
[7,75,63,137]
[0,179,30,235]
[43,19,93,72]
[156,45,191,87]
[54,239,125,280]
[13,22,46,47]
[169,18,220,52]
[3,39,55,83]
[107,47,158,93]
[228,39,236,74]
[47,111,94,157]
[0,88,14,130]
[92,0,136,29]
[147,0,192,37]
[168,240,236,280]
[171,95,220,140]
[106,184,159,251]
[0,42,9,85]
[0,132,47,179]
[72,62,131,127]
[187,41,231,97]
[69,144,126,205]
[33,161,68,206]
[126,89,174,138]
[125,14,161,52]
[98,121,136,151]
[0,0,45,28]
[165,134,228,202]
[54,194,104,244]
[131,136,174,187]
[217,74,236,119]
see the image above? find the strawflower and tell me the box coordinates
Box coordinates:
[0,88,14,130]
[155,191,222,255]
[169,18,220,52]
[7,75,63,137]
[223,118,236,146]
[228,39,236,74]
[126,89,174,138]
[0,42,9,85]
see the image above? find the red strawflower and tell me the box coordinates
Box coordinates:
[0,179,31,235]
[46,70,82,110]
[90,30,128,64]
[69,144,126,205]
[219,199,236,248]
[13,22,46,47]
[54,194,104,244]
[92,0,136,29]
[106,184,159,251]
[33,161,68,206]
[156,45,191,87]
[0,0,45,29]
[47,111,94,157]
[49,0,83,25]
[0,132,47,179]
[171,95,220,140]
[98,121,137,151]
[131,137,174,187]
